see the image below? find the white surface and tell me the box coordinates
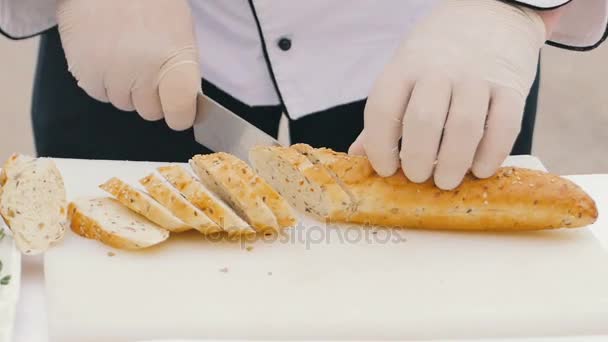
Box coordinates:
[11,156,608,342]
[0,225,21,342]
[14,255,45,342]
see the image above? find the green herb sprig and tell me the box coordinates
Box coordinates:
[0,228,11,287]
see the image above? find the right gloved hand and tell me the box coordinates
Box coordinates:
[349,0,547,190]
[56,0,201,130]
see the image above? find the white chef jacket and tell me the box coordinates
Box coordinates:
[1,0,607,119]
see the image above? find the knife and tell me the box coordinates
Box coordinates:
[193,92,282,161]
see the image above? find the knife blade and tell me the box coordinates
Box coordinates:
[193,93,282,161]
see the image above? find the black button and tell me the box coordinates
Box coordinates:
[278,37,292,51]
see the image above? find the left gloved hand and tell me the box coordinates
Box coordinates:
[349,0,547,190]
[56,0,201,131]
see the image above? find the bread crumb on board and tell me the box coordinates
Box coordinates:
[245,246,254,252]
[107,251,116,257]
[219,267,229,273]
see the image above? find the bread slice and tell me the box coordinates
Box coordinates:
[0,155,67,255]
[254,146,599,231]
[99,177,191,233]
[292,143,359,213]
[249,146,351,221]
[139,173,222,235]
[0,153,34,188]
[69,197,169,249]
[213,153,296,228]
[190,153,279,233]
[156,165,254,236]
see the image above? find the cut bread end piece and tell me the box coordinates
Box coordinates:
[0,153,35,188]
[249,145,351,221]
[157,165,255,236]
[190,153,279,234]
[139,173,222,235]
[99,177,191,233]
[69,197,169,250]
[0,155,66,255]
[211,152,297,229]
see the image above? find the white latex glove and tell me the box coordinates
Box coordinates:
[56,0,201,130]
[350,0,547,190]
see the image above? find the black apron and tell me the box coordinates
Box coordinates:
[32,27,539,162]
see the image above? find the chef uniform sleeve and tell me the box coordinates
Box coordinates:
[0,0,57,39]
[501,0,608,50]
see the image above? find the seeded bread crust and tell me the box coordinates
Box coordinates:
[140,174,222,235]
[216,153,296,229]
[291,144,359,215]
[249,146,351,221]
[156,165,254,236]
[190,154,279,233]
[256,145,598,231]
[100,177,191,232]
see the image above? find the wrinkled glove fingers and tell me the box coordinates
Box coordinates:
[400,75,451,183]
[66,44,109,103]
[131,75,164,121]
[362,61,414,176]
[348,131,366,156]
[434,80,489,190]
[158,47,201,131]
[472,87,525,178]
[104,60,136,112]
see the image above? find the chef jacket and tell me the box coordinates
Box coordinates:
[1,0,607,119]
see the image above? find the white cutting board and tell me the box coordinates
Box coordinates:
[0,226,21,342]
[44,157,608,342]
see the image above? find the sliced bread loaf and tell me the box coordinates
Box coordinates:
[99,177,191,233]
[213,153,296,229]
[260,146,598,231]
[157,165,254,236]
[249,146,351,221]
[139,173,222,235]
[292,143,359,213]
[190,153,279,234]
[0,155,67,255]
[69,197,169,249]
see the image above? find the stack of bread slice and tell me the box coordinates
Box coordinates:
[249,144,599,231]
[68,152,297,250]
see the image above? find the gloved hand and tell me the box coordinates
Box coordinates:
[349,0,547,190]
[56,0,200,130]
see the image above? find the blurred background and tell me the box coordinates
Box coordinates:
[0,36,606,175]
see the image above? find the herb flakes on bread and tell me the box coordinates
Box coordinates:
[157,165,254,236]
[139,173,222,235]
[100,177,191,233]
[190,153,280,234]
[249,145,352,221]
[213,152,296,229]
